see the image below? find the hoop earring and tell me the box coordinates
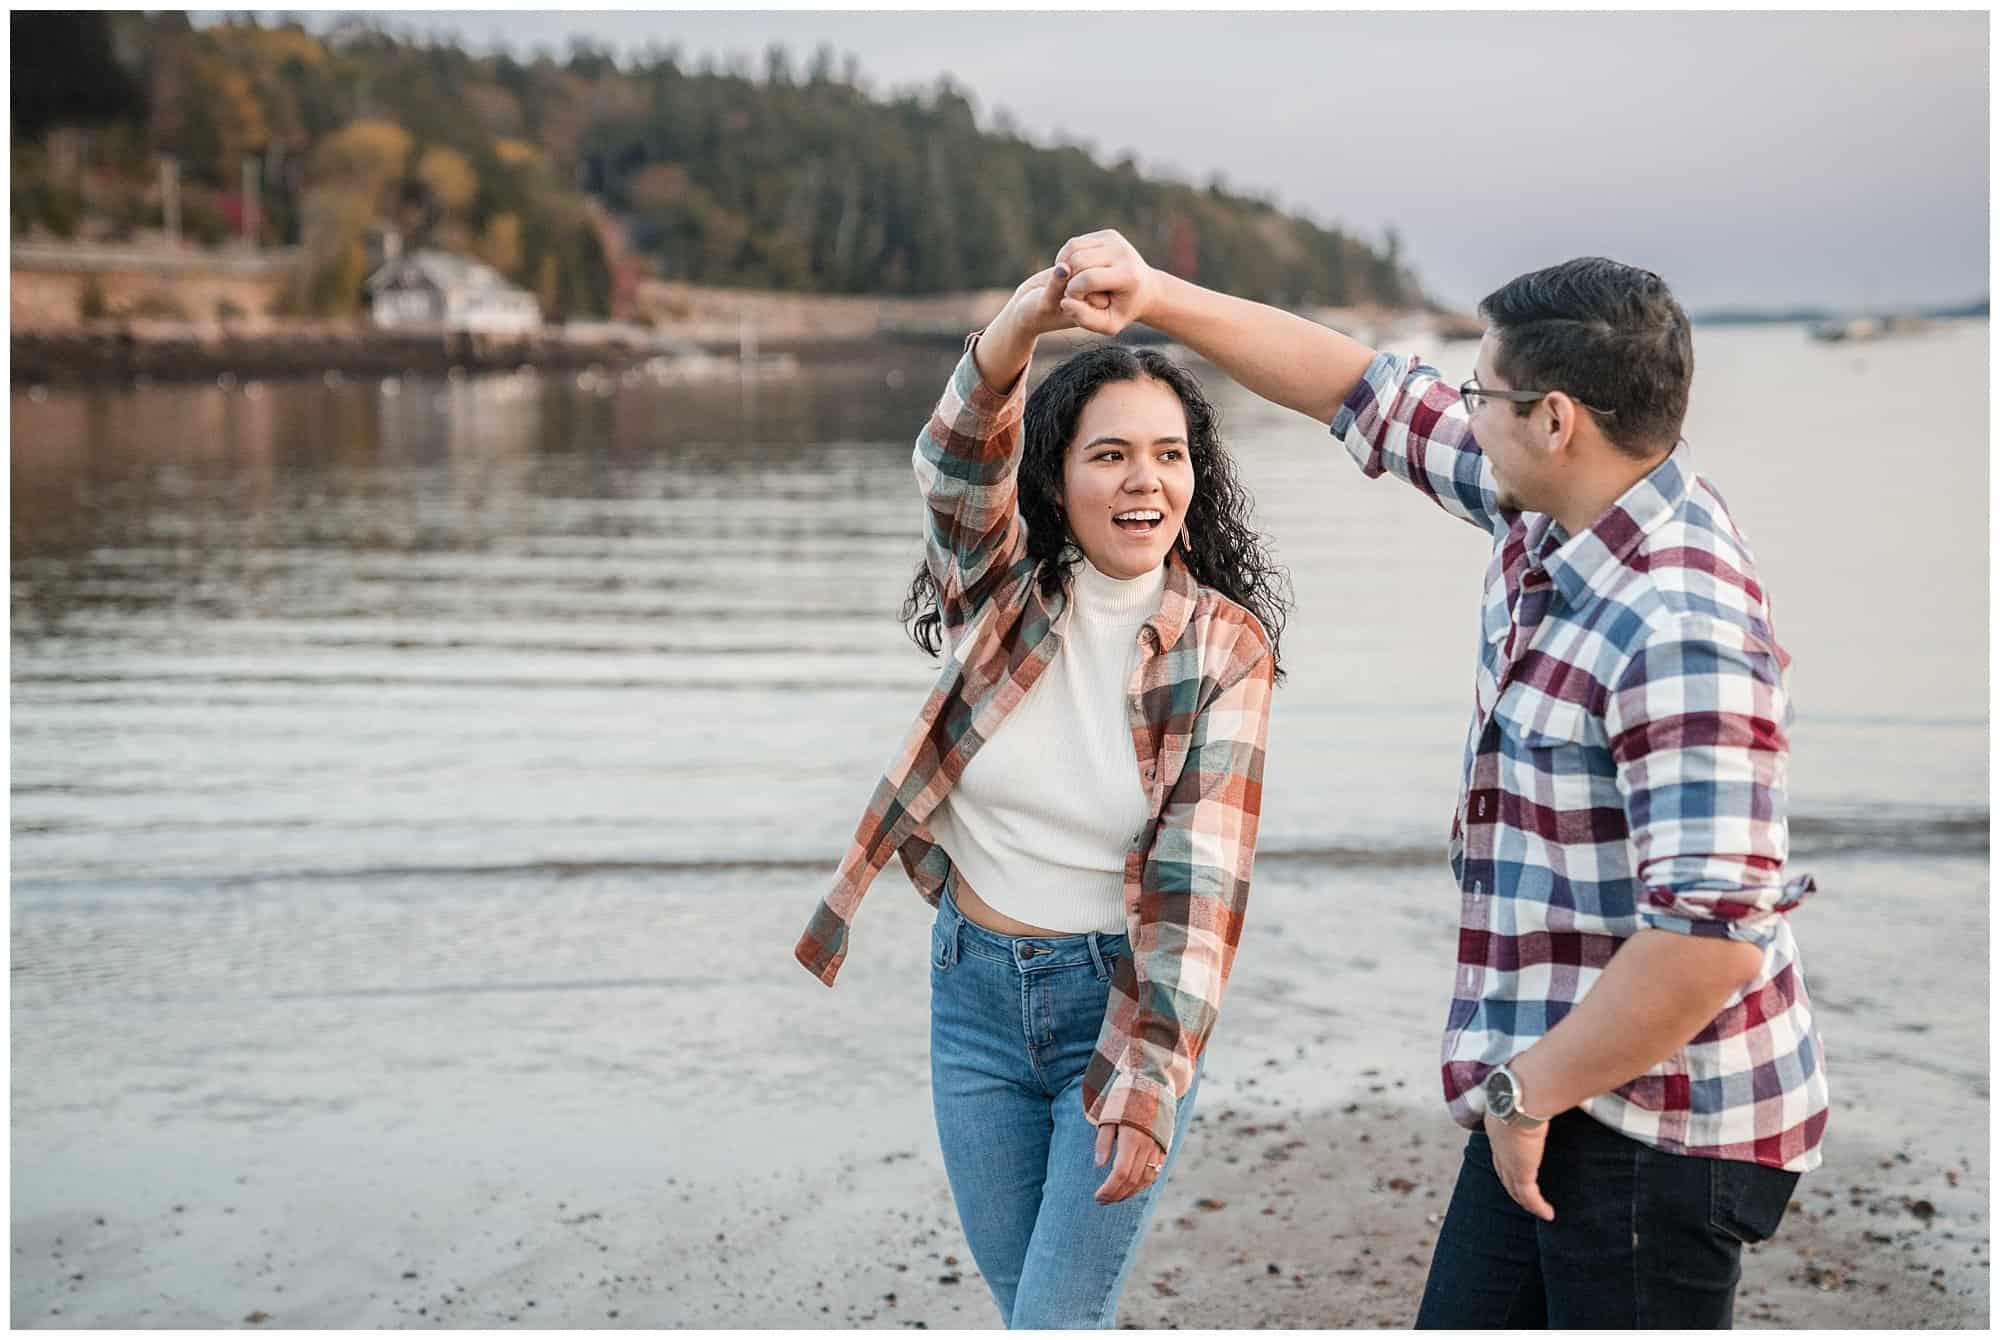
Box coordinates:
[1052,504,1079,560]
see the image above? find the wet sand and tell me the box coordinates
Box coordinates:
[10,851,1988,1328]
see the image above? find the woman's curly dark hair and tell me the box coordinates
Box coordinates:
[901,342,1291,680]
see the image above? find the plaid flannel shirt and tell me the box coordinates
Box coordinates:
[796,339,1275,1154]
[1333,351,1827,1172]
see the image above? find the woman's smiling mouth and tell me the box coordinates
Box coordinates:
[1113,508,1164,535]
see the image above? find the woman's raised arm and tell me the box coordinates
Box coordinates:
[912,267,1074,636]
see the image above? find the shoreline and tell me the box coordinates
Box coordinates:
[8,319,973,388]
[11,242,1469,386]
[7,318,1156,388]
[20,309,1973,392]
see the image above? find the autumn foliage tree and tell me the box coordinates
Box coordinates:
[283,118,410,315]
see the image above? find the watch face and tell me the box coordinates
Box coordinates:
[1484,1068,1515,1118]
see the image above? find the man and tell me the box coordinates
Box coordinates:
[1051,232,1826,1328]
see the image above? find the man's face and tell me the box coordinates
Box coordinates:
[1468,333,1546,515]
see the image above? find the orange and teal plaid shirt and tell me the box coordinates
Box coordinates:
[796,339,1275,1153]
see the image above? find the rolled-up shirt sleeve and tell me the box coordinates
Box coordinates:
[1330,351,1507,536]
[914,336,1031,636]
[1604,615,1816,946]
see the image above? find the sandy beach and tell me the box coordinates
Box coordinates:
[12,848,1986,1329]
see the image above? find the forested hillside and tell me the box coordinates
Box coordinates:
[11,13,1429,320]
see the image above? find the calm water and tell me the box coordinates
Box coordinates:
[11,321,1988,893]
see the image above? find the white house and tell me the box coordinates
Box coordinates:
[364,247,542,334]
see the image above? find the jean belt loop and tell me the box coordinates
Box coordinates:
[1086,931,1110,982]
[945,889,962,967]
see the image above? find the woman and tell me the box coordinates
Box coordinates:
[795,264,1288,1328]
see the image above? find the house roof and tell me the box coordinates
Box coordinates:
[364,248,529,297]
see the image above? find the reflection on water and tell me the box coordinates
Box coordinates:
[13,350,970,885]
[11,323,1989,888]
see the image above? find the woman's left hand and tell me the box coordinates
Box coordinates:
[971,267,1072,393]
[1092,1122,1167,1205]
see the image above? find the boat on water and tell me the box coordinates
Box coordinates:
[1809,314,1934,343]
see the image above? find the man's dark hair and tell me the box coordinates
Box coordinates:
[1478,258,1694,456]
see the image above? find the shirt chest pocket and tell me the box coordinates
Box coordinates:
[1487,687,1615,813]
[1490,690,1593,750]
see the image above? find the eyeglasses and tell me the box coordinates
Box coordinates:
[1459,376,1615,419]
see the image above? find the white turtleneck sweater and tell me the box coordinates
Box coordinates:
[926,555,1168,935]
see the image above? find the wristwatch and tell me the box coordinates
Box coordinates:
[1483,1063,1551,1128]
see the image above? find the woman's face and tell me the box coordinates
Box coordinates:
[1058,377,1195,580]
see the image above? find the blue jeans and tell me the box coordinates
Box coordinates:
[928,882,1203,1329]
[1416,1110,1801,1328]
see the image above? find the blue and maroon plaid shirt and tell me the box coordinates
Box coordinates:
[1334,351,1827,1172]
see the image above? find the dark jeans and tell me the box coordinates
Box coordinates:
[1416,1110,1800,1329]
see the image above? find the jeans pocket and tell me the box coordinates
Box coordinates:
[1708,1158,1801,1244]
[930,922,953,974]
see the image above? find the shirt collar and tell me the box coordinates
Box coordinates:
[1535,441,1694,608]
[1138,548,1199,651]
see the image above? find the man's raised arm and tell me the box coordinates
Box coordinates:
[1055,229,1378,426]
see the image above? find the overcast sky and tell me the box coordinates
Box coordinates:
[221,9,1989,312]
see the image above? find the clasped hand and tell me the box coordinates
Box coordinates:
[1000,230,1161,341]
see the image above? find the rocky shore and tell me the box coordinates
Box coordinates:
[8,319,828,388]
